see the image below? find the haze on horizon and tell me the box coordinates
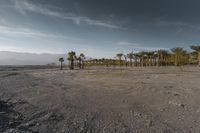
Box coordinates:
[0,0,200,59]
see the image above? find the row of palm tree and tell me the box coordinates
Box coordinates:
[59,51,85,70]
[58,45,200,70]
[84,45,200,67]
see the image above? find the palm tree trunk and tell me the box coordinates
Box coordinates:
[142,56,144,67]
[135,57,137,67]
[174,55,177,66]
[157,56,160,67]
[79,62,81,69]
[130,58,132,67]
[198,52,200,67]
[71,60,74,69]
[148,56,150,66]
[60,62,63,70]
[149,57,152,66]
[82,61,84,69]
[119,58,122,67]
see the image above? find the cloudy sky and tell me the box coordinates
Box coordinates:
[0,0,200,58]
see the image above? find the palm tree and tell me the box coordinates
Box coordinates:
[127,52,134,66]
[124,55,128,67]
[146,51,154,66]
[190,51,197,65]
[67,51,76,70]
[138,51,146,67]
[133,53,139,66]
[116,53,123,66]
[152,51,158,66]
[190,45,200,66]
[59,57,64,70]
[164,52,171,66]
[157,49,169,66]
[80,53,85,69]
[171,47,186,66]
[77,56,82,69]
[105,59,110,67]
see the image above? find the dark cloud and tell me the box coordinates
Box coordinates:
[1,0,200,57]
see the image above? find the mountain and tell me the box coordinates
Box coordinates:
[0,51,66,66]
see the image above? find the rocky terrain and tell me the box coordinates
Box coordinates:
[0,66,200,133]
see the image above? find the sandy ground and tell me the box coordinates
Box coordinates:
[1,66,200,133]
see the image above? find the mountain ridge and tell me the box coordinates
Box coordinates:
[0,51,66,66]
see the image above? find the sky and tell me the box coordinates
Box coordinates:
[0,0,200,58]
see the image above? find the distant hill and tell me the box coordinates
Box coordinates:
[0,51,66,66]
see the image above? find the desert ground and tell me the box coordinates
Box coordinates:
[1,66,200,133]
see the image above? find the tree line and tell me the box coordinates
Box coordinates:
[59,45,200,70]
[59,52,85,70]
